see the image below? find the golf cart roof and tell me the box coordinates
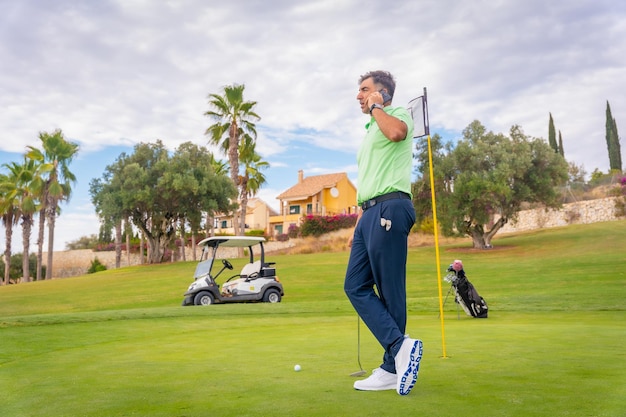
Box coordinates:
[197,236,266,248]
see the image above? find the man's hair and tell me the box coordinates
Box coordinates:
[359,70,396,98]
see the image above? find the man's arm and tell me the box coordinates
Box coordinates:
[348,210,363,248]
[366,91,408,142]
[371,109,408,142]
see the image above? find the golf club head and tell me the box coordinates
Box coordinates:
[350,369,367,377]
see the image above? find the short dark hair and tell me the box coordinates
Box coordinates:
[359,70,396,98]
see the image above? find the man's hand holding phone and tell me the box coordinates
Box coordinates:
[379,89,392,103]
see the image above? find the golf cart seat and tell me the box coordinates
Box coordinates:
[240,260,262,279]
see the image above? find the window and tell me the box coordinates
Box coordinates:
[289,205,300,215]
[306,203,313,214]
[220,220,228,228]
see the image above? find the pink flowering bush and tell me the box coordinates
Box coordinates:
[299,214,358,237]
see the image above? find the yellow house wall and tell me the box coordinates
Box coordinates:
[216,202,273,235]
[322,178,358,215]
[248,205,269,230]
[269,178,358,236]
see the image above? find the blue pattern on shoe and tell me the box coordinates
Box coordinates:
[398,340,423,395]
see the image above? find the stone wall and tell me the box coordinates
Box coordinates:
[499,197,622,234]
[43,249,144,278]
[44,240,296,278]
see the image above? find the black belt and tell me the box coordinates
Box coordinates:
[360,191,411,211]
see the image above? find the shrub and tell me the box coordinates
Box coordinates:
[613,176,626,217]
[87,258,107,274]
[276,234,290,242]
[0,253,44,282]
[93,240,151,254]
[65,234,100,250]
[245,229,266,237]
[419,217,435,234]
[93,242,120,252]
[287,224,300,238]
[299,214,358,237]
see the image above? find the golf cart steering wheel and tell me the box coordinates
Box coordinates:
[222,259,233,270]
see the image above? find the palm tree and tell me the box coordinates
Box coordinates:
[2,159,39,282]
[206,154,229,238]
[204,84,260,236]
[0,172,18,285]
[27,154,49,281]
[26,129,79,279]
[238,139,269,234]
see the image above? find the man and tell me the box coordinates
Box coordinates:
[344,70,423,396]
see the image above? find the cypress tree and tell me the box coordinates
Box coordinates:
[612,114,622,171]
[548,113,558,152]
[558,130,564,157]
[606,101,622,171]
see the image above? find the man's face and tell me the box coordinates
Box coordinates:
[357,77,377,114]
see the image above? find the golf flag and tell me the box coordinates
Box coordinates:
[409,88,447,358]
[408,88,430,138]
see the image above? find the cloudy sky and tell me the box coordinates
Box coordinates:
[1,0,624,251]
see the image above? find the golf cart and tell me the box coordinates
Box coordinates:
[181,236,284,306]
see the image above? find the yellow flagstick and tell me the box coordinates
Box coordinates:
[427,133,448,359]
[422,88,448,358]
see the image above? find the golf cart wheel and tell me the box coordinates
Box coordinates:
[263,288,281,303]
[194,291,215,306]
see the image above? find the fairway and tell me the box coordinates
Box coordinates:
[1,221,625,417]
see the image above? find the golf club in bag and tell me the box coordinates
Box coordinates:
[443,260,488,318]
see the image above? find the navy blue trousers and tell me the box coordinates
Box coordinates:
[344,198,416,374]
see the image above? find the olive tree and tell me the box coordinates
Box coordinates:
[414,121,568,248]
[90,141,236,264]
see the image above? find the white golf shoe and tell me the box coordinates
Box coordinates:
[394,338,423,395]
[353,368,396,391]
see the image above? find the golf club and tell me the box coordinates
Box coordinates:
[350,315,367,377]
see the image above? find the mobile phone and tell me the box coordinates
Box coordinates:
[379,89,392,103]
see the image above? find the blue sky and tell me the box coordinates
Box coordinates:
[0,136,360,251]
[1,0,625,251]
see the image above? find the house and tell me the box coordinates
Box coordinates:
[214,197,279,236]
[269,170,358,236]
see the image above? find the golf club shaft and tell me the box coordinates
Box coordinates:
[357,315,363,370]
[350,315,367,377]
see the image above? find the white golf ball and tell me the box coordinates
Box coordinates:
[294,364,301,372]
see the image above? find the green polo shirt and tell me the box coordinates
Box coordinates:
[356,106,414,205]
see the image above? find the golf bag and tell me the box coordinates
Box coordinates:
[445,260,488,318]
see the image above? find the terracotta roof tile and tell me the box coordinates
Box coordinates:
[277,172,348,200]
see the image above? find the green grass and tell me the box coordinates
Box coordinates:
[1,222,625,416]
